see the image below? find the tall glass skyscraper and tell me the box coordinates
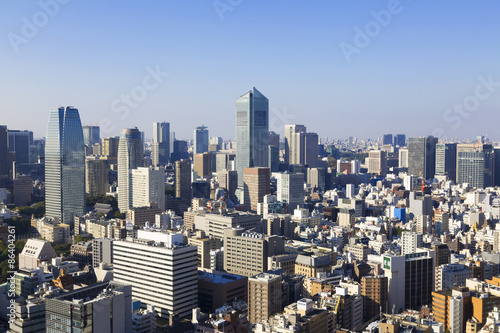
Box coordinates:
[82,125,100,146]
[118,128,144,212]
[45,107,85,225]
[236,87,269,187]
[408,136,438,180]
[193,126,209,155]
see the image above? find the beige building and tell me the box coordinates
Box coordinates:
[193,152,211,179]
[224,228,284,277]
[248,272,283,324]
[39,221,70,244]
[19,239,57,269]
[243,167,270,211]
[127,203,162,227]
[187,231,222,268]
[85,158,109,196]
[295,254,332,278]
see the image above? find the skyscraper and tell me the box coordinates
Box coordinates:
[85,157,109,196]
[275,172,304,208]
[284,124,306,166]
[236,88,269,186]
[193,152,211,179]
[394,134,406,147]
[368,150,387,176]
[304,132,319,167]
[243,167,270,211]
[193,126,209,155]
[152,122,170,165]
[435,143,457,182]
[45,106,85,225]
[8,130,32,164]
[382,134,393,145]
[131,166,165,211]
[408,136,438,179]
[456,143,495,188]
[175,159,192,200]
[82,125,100,146]
[0,126,8,177]
[118,128,144,212]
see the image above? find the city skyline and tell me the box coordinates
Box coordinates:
[1,2,500,140]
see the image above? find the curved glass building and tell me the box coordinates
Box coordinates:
[45,107,85,226]
[118,128,144,212]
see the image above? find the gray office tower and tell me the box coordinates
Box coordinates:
[118,128,144,212]
[0,126,9,176]
[408,136,438,179]
[382,134,393,145]
[45,107,85,225]
[82,125,100,146]
[8,130,33,164]
[394,134,406,147]
[435,143,457,182]
[152,122,170,165]
[193,126,209,154]
[457,143,495,189]
[236,87,269,186]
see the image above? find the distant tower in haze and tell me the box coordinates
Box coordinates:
[45,106,85,225]
[236,87,269,187]
[118,128,144,212]
[152,122,170,165]
[193,126,209,155]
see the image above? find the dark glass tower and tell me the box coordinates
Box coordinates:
[45,107,85,225]
[236,87,269,187]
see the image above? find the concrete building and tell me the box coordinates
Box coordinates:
[361,275,388,320]
[435,264,473,291]
[131,166,165,211]
[275,172,304,208]
[93,238,113,268]
[112,236,198,318]
[248,272,283,323]
[295,254,333,278]
[187,231,222,268]
[192,211,262,240]
[402,232,423,255]
[435,143,457,182]
[383,249,435,312]
[368,150,387,176]
[457,143,495,188]
[85,157,109,196]
[193,152,211,179]
[152,122,170,165]
[224,228,284,277]
[45,281,132,333]
[243,167,270,211]
[307,168,326,192]
[197,269,248,313]
[126,203,162,228]
[13,175,32,206]
[19,239,57,269]
[217,169,237,201]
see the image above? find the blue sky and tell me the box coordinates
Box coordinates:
[1,1,499,141]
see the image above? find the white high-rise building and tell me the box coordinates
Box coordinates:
[275,172,304,208]
[113,236,198,318]
[45,107,85,225]
[131,166,165,211]
[118,128,144,212]
[402,232,423,255]
[449,295,463,333]
[152,122,170,166]
[351,160,360,174]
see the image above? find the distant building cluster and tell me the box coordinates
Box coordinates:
[2,91,500,332]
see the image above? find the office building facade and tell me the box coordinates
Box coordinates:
[236,88,269,186]
[117,128,144,212]
[45,107,85,225]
